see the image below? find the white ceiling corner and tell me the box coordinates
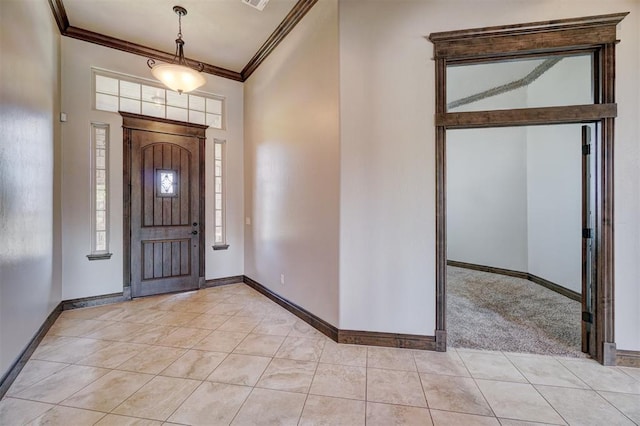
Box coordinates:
[63,0,299,73]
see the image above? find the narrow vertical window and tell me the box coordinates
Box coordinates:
[213,139,228,250]
[88,123,112,260]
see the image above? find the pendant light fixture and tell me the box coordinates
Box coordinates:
[147,5,206,94]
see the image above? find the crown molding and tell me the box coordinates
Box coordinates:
[241,0,318,81]
[47,0,318,82]
[64,26,243,81]
[48,0,69,33]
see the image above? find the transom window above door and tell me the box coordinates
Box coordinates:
[447,53,594,112]
[93,68,225,129]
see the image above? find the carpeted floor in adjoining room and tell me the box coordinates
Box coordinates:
[447,266,586,357]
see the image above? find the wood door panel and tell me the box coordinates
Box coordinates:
[141,143,191,228]
[126,115,205,298]
[141,239,191,280]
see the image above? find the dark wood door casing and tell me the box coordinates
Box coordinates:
[122,112,207,296]
[428,12,628,364]
[131,135,198,296]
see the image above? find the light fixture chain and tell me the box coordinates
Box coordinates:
[147,5,206,94]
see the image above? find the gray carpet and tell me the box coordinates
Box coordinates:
[447,266,585,357]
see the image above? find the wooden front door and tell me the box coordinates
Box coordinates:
[122,113,207,297]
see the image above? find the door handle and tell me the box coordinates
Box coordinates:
[191,230,198,235]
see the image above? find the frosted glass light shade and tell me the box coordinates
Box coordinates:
[151,63,206,94]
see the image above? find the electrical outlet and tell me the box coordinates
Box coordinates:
[280,273,285,285]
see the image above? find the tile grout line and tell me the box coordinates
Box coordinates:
[4,361,72,399]
[161,376,205,424]
[364,346,368,426]
[616,366,640,384]
[592,389,640,425]
[528,383,570,425]
[421,348,437,425]
[466,371,499,419]
[296,340,325,425]
[413,353,433,421]
[501,349,569,425]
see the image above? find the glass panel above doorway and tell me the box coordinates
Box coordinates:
[447,54,594,112]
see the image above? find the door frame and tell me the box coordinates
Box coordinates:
[428,12,628,365]
[121,112,207,295]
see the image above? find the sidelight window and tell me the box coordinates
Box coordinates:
[88,123,112,260]
[213,139,228,249]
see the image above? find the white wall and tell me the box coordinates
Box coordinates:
[526,57,592,293]
[614,7,640,351]
[338,0,640,350]
[0,0,62,377]
[339,1,435,334]
[525,124,582,293]
[244,0,340,326]
[447,124,529,272]
[61,38,244,300]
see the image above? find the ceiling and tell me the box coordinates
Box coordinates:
[53,0,312,81]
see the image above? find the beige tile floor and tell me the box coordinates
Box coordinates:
[1,283,639,425]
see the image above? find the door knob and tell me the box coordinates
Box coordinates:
[191,230,198,235]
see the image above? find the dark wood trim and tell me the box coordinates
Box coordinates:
[597,41,617,365]
[241,0,318,80]
[47,0,69,33]
[242,275,339,341]
[198,132,206,285]
[0,303,63,400]
[203,276,244,288]
[528,273,581,302]
[428,13,627,42]
[119,112,208,135]
[338,330,436,350]
[430,13,626,364]
[428,13,628,60]
[63,26,242,82]
[50,0,319,82]
[242,275,437,350]
[121,112,207,297]
[448,260,581,302]
[446,48,598,67]
[447,260,528,279]
[616,350,640,368]
[122,125,132,291]
[434,330,447,351]
[581,125,591,354]
[62,292,129,310]
[434,55,447,352]
[437,104,617,129]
